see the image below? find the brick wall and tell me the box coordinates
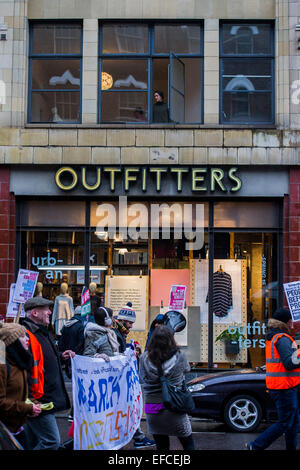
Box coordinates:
[284,168,300,287]
[0,167,15,318]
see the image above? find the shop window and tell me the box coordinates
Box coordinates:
[220,22,274,124]
[99,22,203,124]
[22,231,86,304]
[28,22,82,123]
[19,201,86,227]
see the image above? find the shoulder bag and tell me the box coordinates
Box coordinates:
[157,363,195,415]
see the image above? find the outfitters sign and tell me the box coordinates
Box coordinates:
[55,166,242,194]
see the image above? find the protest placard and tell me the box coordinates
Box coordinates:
[169,284,187,313]
[284,281,300,322]
[71,348,143,450]
[6,284,25,319]
[81,286,91,316]
[13,269,39,322]
[13,269,39,304]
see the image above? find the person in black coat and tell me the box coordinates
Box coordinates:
[153,91,170,123]
[21,296,75,450]
[58,306,87,378]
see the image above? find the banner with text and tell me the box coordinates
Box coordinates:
[71,349,143,450]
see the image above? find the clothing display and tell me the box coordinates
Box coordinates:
[52,294,74,336]
[207,270,233,318]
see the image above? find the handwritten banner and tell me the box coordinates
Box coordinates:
[71,349,143,450]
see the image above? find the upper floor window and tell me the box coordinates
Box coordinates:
[28,22,82,123]
[220,22,274,124]
[99,22,203,124]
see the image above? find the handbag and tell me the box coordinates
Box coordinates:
[157,363,195,415]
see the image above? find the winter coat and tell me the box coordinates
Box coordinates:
[21,318,70,412]
[0,356,33,433]
[266,318,300,371]
[153,102,170,123]
[83,322,119,357]
[58,314,86,355]
[139,349,190,402]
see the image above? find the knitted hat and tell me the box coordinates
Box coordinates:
[0,322,27,347]
[117,302,136,323]
[272,308,292,324]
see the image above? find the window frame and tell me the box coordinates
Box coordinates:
[219,20,275,125]
[98,20,204,124]
[28,20,83,124]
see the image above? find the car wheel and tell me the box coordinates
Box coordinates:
[224,395,262,433]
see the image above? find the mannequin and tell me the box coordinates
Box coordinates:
[35,282,43,297]
[52,282,74,336]
[89,282,101,321]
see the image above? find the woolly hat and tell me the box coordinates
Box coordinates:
[0,322,27,347]
[272,308,292,324]
[117,302,136,323]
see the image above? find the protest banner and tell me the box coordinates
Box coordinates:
[284,281,300,322]
[6,284,25,319]
[169,284,187,313]
[81,286,91,316]
[71,348,143,450]
[13,269,39,323]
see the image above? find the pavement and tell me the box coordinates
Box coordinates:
[56,378,296,451]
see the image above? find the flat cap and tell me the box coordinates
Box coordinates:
[24,296,54,312]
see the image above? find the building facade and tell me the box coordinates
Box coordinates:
[0,0,299,370]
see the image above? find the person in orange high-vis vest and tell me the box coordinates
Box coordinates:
[26,330,44,400]
[247,308,300,451]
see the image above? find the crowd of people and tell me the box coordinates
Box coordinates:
[1,295,300,452]
[0,295,191,450]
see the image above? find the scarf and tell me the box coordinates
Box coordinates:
[114,319,130,337]
[106,328,120,353]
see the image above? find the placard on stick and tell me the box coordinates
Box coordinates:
[284,281,300,322]
[13,269,39,323]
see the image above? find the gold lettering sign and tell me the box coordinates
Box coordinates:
[54,166,242,194]
[55,167,78,191]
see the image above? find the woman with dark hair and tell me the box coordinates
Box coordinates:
[83,307,119,361]
[139,325,194,450]
[153,90,170,123]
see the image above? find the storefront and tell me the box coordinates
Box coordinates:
[11,164,287,370]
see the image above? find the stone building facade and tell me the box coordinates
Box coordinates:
[0,0,299,366]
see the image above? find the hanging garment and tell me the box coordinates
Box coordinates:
[206,270,233,318]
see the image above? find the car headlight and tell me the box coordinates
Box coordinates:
[188,383,206,393]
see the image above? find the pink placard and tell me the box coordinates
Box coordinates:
[150,269,190,307]
[169,285,187,312]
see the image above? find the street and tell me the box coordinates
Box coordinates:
[56,414,295,451]
[56,379,294,451]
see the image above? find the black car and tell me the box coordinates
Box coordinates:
[187,366,277,432]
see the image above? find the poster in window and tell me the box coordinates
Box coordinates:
[105,275,148,331]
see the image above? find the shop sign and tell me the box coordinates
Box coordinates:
[55,166,242,194]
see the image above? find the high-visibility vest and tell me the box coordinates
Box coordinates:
[266,332,300,390]
[26,329,44,399]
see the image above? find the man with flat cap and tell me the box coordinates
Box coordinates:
[21,296,75,450]
[247,308,300,451]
